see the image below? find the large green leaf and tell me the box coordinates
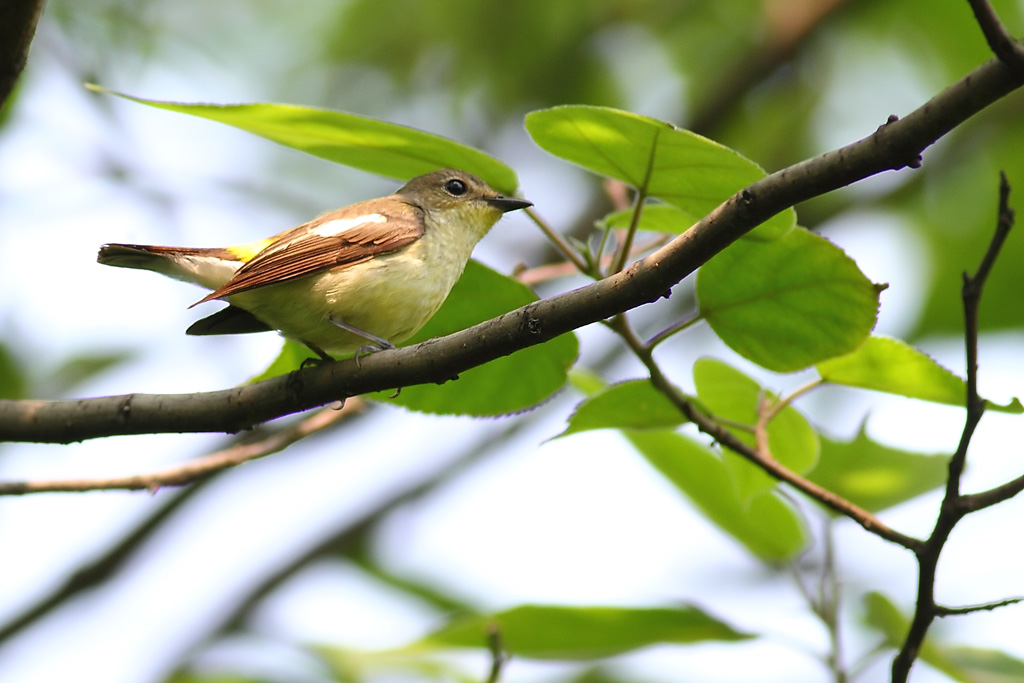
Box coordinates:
[698,227,880,372]
[416,604,749,660]
[558,379,686,438]
[693,358,819,501]
[817,336,1023,413]
[525,105,795,239]
[89,86,520,194]
[628,430,807,562]
[808,425,950,513]
[372,260,578,416]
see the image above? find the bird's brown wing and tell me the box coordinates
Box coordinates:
[194,202,424,305]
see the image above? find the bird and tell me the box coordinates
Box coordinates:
[98,168,532,360]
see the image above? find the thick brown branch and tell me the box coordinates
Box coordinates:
[0,56,1022,444]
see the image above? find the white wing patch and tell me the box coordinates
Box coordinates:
[313,213,387,237]
[179,254,244,289]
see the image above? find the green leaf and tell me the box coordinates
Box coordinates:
[526,105,795,239]
[944,646,1024,683]
[372,260,578,416]
[558,379,686,437]
[698,227,880,372]
[417,604,750,660]
[693,358,819,501]
[49,350,136,393]
[0,343,27,400]
[863,592,963,681]
[808,425,950,513]
[817,336,1023,414]
[627,430,807,561]
[603,203,700,235]
[88,86,520,194]
[248,339,318,385]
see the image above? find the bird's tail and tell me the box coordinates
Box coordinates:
[97,243,246,290]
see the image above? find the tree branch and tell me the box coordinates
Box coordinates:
[0,0,45,111]
[967,0,1024,74]
[0,400,359,495]
[611,317,922,551]
[1,56,1022,444]
[935,596,1024,617]
[891,172,1016,683]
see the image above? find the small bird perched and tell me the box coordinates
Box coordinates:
[98,168,532,360]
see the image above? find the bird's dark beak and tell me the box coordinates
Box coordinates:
[485,196,533,213]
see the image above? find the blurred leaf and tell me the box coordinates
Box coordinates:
[417,604,750,660]
[698,227,880,372]
[558,379,685,438]
[567,367,607,396]
[693,358,818,501]
[248,340,317,385]
[944,646,1024,683]
[48,350,136,393]
[525,105,795,239]
[863,592,963,681]
[808,425,950,513]
[89,86,521,194]
[863,591,910,647]
[164,674,268,683]
[0,343,27,400]
[371,260,579,416]
[902,119,1024,338]
[628,430,807,561]
[317,645,471,683]
[817,336,1023,414]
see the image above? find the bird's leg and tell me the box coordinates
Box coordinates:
[328,315,394,365]
[300,341,336,368]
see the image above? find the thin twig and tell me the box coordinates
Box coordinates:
[524,206,590,274]
[891,172,1016,682]
[645,313,700,349]
[935,596,1024,617]
[610,316,921,551]
[485,623,508,683]
[966,0,1024,74]
[0,400,360,495]
[514,234,670,287]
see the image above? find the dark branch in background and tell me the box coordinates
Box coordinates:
[890,172,1017,683]
[0,481,208,643]
[160,416,537,681]
[1,56,1022,444]
[688,0,856,136]
[0,0,45,111]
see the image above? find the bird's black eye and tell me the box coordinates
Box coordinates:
[444,179,468,196]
